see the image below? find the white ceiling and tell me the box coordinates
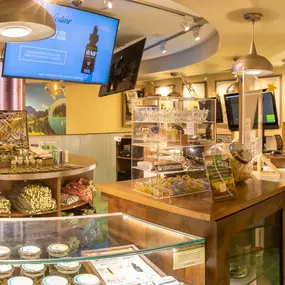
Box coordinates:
[52,0,217,68]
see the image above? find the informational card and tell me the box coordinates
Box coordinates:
[204,154,236,201]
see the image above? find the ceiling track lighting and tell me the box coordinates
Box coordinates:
[180,15,194,32]
[192,27,200,41]
[101,0,113,10]
[232,13,273,76]
[0,0,55,42]
[159,42,166,54]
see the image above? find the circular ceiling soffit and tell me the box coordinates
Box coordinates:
[0,0,56,42]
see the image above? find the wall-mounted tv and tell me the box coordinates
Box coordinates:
[2,3,119,85]
[99,38,146,97]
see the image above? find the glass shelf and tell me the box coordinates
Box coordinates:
[132,166,205,175]
[230,248,279,285]
[0,213,205,265]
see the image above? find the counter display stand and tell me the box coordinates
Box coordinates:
[0,154,96,217]
[0,212,205,285]
[131,96,216,199]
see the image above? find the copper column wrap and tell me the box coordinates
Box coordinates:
[0,63,25,111]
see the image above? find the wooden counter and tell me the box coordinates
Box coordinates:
[98,179,285,285]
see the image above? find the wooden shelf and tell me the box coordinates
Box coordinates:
[117,156,143,161]
[0,209,58,217]
[61,200,88,211]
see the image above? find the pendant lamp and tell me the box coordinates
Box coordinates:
[232,13,273,76]
[0,0,56,42]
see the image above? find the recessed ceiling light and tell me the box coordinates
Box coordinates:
[0,0,55,42]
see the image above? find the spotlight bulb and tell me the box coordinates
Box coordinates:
[192,27,201,41]
[159,42,166,54]
[107,1,113,8]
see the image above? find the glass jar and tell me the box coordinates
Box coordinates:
[47,244,69,258]
[47,244,69,275]
[8,276,33,285]
[18,246,41,260]
[41,276,69,285]
[74,274,101,285]
[21,264,46,285]
[55,262,81,283]
[0,246,11,260]
[0,265,14,284]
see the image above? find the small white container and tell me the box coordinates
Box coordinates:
[0,246,11,260]
[74,274,101,285]
[8,276,33,285]
[47,244,69,258]
[0,264,14,280]
[19,245,41,260]
[41,276,68,285]
[137,161,152,171]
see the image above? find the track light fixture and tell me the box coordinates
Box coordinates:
[192,27,200,41]
[159,42,166,54]
[101,0,113,10]
[180,16,194,32]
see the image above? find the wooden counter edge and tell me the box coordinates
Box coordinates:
[98,180,285,222]
[98,181,212,221]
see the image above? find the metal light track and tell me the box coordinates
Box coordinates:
[143,24,202,52]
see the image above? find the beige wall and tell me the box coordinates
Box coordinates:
[65,84,131,134]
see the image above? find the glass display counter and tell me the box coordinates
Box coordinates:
[0,212,205,285]
[230,211,281,284]
[131,96,216,199]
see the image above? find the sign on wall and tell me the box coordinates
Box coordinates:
[26,84,66,136]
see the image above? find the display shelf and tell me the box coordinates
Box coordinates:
[117,156,143,161]
[132,142,211,149]
[61,200,89,211]
[0,212,205,284]
[230,248,279,285]
[133,166,204,175]
[0,209,58,217]
[133,120,216,124]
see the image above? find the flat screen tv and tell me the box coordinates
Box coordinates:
[224,91,279,131]
[99,38,146,97]
[2,3,119,85]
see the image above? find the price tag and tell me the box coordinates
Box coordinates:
[173,244,205,270]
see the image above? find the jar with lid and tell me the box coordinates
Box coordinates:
[8,276,33,285]
[46,244,69,275]
[21,264,46,285]
[47,244,69,259]
[0,265,14,285]
[19,246,41,260]
[0,246,11,260]
[55,262,81,284]
[74,274,101,285]
[41,276,69,285]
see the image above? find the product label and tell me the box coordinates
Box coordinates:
[204,154,236,201]
[173,244,205,270]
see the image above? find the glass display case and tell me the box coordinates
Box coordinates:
[229,211,281,285]
[0,212,205,285]
[131,96,216,199]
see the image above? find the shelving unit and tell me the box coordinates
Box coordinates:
[131,96,216,199]
[0,154,96,217]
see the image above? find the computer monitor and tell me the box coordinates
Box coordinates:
[224,91,279,132]
[199,96,223,123]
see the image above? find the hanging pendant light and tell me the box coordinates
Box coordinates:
[0,0,56,42]
[45,81,67,96]
[232,13,273,76]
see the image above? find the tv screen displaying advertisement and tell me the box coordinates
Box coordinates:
[99,38,146,97]
[224,91,279,131]
[2,3,119,85]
